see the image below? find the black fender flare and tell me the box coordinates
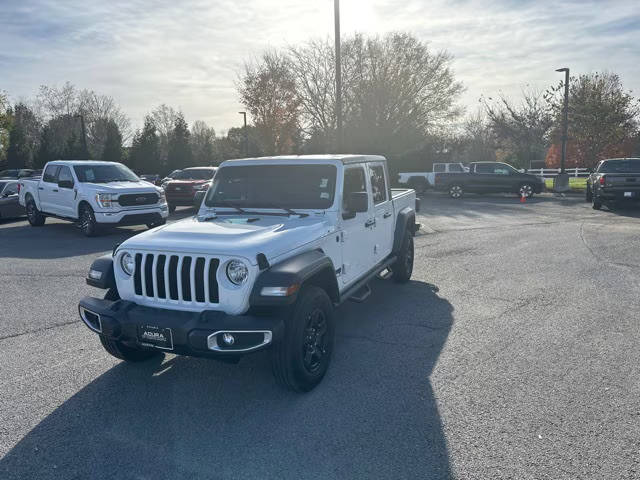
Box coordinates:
[392,207,416,254]
[86,254,116,290]
[250,250,339,306]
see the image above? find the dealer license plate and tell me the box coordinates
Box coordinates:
[137,325,174,350]
[624,192,634,198]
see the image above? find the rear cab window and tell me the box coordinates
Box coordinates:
[369,164,387,204]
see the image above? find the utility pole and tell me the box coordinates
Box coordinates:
[554,68,570,191]
[334,0,343,152]
[238,111,248,157]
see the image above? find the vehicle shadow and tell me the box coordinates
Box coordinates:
[0,209,195,260]
[0,279,454,479]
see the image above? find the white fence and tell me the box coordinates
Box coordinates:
[521,167,589,178]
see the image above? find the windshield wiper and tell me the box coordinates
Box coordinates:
[208,201,247,214]
[259,203,308,217]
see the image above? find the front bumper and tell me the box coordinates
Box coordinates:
[94,205,169,224]
[78,296,283,358]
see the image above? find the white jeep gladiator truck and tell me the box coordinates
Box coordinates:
[19,161,168,236]
[79,155,419,391]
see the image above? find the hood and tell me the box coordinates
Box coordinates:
[85,180,160,193]
[166,179,209,187]
[120,213,335,265]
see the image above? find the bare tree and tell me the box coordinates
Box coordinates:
[190,120,217,165]
[149,104,180,165]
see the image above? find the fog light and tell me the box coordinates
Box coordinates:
[88,269,102,280]
[222,333,235,345]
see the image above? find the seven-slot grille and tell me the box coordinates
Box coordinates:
[117,193,159,206]
[134,253,219,304]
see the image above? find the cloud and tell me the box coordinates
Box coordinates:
[2,0,639,132]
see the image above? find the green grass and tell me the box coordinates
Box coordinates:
[544,177,587,191]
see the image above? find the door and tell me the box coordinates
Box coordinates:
[0,182,22,218]
[340,165,374,286]
[39,164,61,213]
[54,166,77,217]
[472,163,510,192]
[368,162,394,260]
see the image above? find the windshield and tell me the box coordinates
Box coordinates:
[73,164,139,183]
[173,169,215,180]
[204,164,337,210]
[599,159,640,173]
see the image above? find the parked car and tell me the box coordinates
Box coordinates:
[586,158,640,210]
[164,167,217,212]
[160,169,182,189]
[0,180,25,219]
[19,161,168,236]
[398,163,467,193]
[0,168,40,179]
[434,161,545,198]
[140,174,161,186]
[79,154,419,392]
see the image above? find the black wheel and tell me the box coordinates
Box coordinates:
[79,204,100,237]
[271,286,335,392]
[146,218,166,229]
[449,184,463,199]
[518,183,535,198]
[585,185,593,202]
[592,193,602,210]
[392,229,414,283]
[26,198,45,226]
[98,289,162,362]
[168,204,176,214]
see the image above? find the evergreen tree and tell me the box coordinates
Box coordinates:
[129,116,159,173]
[167,113,192,170]
[102,120,123,162]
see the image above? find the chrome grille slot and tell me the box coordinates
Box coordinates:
[133,252,220,306]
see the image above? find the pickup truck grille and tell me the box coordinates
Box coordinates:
[133,253,220,304]
[118,193,158,207]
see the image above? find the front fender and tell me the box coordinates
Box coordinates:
[86,254,116,290]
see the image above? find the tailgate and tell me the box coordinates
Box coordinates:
[602,174,640,189]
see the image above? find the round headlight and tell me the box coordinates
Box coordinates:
[226,260,249,285]
[120,252,135,276]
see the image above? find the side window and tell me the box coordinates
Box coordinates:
[57,166,74,187]
[448,164,463,173]
[4,183,18,195]
[343,167,366,210]
[433,164,445,173]
[474,164,493,174]
[369,165,387,204]
[43,165,60,183]
[493,166,511,175]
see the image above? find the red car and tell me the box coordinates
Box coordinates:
[164,167,217,212]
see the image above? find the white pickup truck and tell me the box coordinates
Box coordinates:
[19,161,168,236]
[79,155,420,392]
[398,162,467,192]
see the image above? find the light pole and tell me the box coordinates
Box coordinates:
[554,68,570,192]
[238,111,248,157]
[334,0,343,152]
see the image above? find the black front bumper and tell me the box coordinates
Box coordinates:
[117,212,164,226]
[78,297,284,359]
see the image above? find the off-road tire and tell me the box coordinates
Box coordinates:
[98,289,161,362]
[79,204,100,237]
[392,229,414,283]
[271,286,335,392]
[26,197,46,226]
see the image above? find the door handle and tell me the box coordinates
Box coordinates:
[38,187,44,190]
[365,219,376,228]
[383,212,392,218]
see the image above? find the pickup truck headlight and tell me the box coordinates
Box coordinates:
[120,252,135,276]
[226,260,249,285]
[96,192,114,208]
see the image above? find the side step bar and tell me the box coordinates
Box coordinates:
[348,284,371,303]
[338,255,397,306]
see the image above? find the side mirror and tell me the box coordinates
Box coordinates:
[58,179,74,189]
[346,191,369,213]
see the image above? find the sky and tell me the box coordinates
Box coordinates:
[2,0,639,134]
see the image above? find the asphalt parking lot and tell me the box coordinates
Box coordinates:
[1,193,639,479]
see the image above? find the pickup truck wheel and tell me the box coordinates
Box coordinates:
[168,204,176,214]
[592,194,602,210]
[449,184,463,199]
[585,185,593,202]
[392,229,414,283]
[79,205,100,237]
[519,183,535,198]
[26,199,46,226]
[271,286,335,392]
[98,288,162,362]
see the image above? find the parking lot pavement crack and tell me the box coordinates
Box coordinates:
[0,320,78,343]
